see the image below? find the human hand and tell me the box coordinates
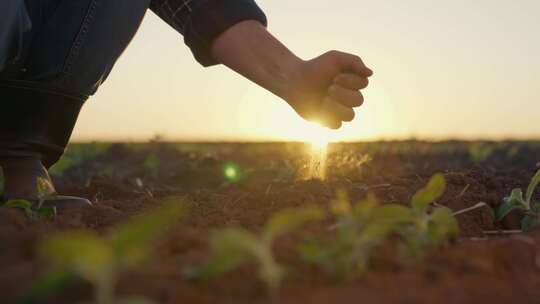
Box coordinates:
[282,51,373,129]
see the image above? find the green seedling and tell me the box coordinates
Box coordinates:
[397,174,459,260]
[468,143,494,163]
[298,191,412,280]
[1,176,57,221]
[143,153,160,170]
[34,200,185,304]
[50,142,110,177]
[2,199,56,221]
[300,174,459,279]
[186,206,324,293]
[497,168,540,231]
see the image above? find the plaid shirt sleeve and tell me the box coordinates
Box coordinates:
[149,0,267,67]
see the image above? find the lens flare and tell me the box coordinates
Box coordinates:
[223,162,241,182]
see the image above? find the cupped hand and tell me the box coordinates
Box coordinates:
[283,51,373,129]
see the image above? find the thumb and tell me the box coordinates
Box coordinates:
[333,51,373,77]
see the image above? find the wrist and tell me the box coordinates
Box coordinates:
[270,55,305,102]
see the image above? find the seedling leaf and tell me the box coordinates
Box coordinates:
[18,270,76,303]
[331,189,352,216]
[195,228,259,278]
[430,207,460,242]
[352,193,379,218]
[3,199,32,209]
[3,199,56,221]
[264,206,324,241]
[505,188,526,207]
[497,188,528,220]
[497,201,523,221]
[371,204,415,225]
[39,232,112,282]
[412,174,446,213]
[526,168,540,205]
[521,215,539,232]
[110,199,185,267]
[143,153,160,170]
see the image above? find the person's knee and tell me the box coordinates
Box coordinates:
[3,0,150,98]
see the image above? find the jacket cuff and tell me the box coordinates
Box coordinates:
[185,0,267,67]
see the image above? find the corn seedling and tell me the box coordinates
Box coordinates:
[298,191,412,280]
[497,168,540,231]
[185,206,324,293]
[34,200,185,304]
[396,174,459,260]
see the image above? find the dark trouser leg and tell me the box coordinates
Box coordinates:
[1,0,151,166]
[0,0,151,203]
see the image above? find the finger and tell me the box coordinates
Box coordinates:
[349,56,373,77]
[333,73,369,90]
[318,114,342,130]
[328,85,364,108]
[326,120,342,130]
[322,97,355,123]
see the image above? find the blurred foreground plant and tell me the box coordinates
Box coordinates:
[25,199,185,304]
[185,206,324,293]
[396,174,459,260]
[497,168,540,231]
[298,191,412,280]
[299,174,459,279]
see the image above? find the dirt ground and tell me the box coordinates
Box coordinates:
[1,141,540,304]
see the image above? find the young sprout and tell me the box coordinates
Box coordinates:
[397,174,459,260]
[497,168,540,231]
[300,174,460,279]
[298,191,412,280]
[49,143,110,177]
[186,206,324,293]
[34,199,185,304]
[2,199,56,221]
[2,176,58,221]
[143,153,160,170]
[468,143,494,163]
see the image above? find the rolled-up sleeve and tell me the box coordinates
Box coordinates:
[150,0,268,67]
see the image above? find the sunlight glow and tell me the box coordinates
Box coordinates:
[304,122,332,180]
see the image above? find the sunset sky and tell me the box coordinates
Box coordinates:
[72,0,540,142]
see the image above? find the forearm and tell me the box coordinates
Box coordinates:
[210,20,302,101]
[210,19,372,129]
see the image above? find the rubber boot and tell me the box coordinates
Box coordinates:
[0,83,91,209]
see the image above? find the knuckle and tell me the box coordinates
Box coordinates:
[357,93,364,106]
[358,78,369,89]
[327,50,340,56]
[352,55,362,62]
